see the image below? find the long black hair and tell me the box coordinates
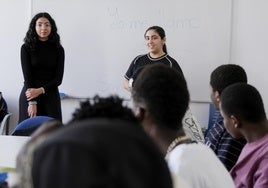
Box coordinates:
[24,12,61,50]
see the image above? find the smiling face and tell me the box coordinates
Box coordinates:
[145,29,166,55]
[35,17,51,41]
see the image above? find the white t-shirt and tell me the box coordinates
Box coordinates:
[166,142,235,188]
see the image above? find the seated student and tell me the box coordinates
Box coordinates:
[220,83,268,188]
[205,64,247,171]
[124,63,204,143]
[0,92,8,122]
[15,95,176,188]
[131,64,234,188]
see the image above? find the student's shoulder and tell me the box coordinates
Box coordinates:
[21,43,31,53]
[21,43,27,49]
[133,54,147,60]
[165,54,178,61]
[58,45,65,53]
[132,54,148,64]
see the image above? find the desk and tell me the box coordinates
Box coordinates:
[0,136,30,168]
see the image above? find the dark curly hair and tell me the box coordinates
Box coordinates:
[24,12,61,50]
[132,64,189,130]
[69,95,138,124]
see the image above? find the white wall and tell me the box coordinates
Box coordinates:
[2,0,268,133]
[0,0,31,132]
[32,0,232,102]
[231,0,268,109]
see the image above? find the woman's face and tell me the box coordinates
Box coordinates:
[145,29,165,54]
[35,17,51,41]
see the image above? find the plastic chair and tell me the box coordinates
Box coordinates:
[11,116,54,136]
[0,113,12,135]
[0,92,8,123]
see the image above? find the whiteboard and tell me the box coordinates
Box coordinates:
[32,0,232,101]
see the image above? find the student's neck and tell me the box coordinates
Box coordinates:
[150,126,185,155]
[244,120,268,143]
[39,38,48,41]
[149,51,166,58]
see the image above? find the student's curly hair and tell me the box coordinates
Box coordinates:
[24,12,61,50]
[69,95,138,123]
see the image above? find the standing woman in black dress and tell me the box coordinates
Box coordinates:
[19,12,64,123]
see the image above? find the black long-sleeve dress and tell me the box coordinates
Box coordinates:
[19,40,65,123]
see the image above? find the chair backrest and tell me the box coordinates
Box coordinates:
[12,116,54,136]
[205,103,221,137]
[0,92,8,122]
[182,108,205,143]
[0,113,12,135]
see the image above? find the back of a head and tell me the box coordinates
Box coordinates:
[69,95,138,124]
[221,83,266,123]
[210,64,247,94]
[132,63,189,129]
[28,119,173,188]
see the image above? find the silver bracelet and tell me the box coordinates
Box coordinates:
[28,101,37,105]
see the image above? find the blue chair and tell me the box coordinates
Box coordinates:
[12,116,54,136]
[204,103,221,137]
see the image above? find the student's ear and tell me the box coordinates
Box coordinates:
[212,90,221,109]
[230,115,241,128]
[135,107,145,122]
[162,37,166,44]
[215,91,220,102]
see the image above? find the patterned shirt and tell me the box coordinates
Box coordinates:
[205,114,246,171]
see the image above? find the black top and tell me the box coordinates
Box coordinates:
[20,40,64,92]
[19,40,65,122]
[124,53,183,87]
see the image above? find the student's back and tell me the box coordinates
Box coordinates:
[132,64,234,188]
[167,142,234,188]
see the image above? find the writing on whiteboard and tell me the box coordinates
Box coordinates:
[107,7,199,30]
